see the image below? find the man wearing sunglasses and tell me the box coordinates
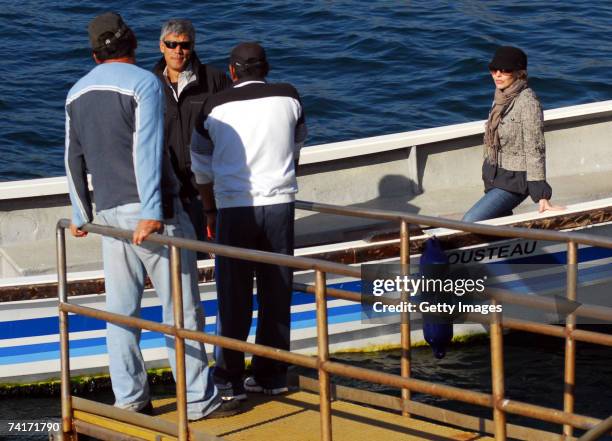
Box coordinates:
[154,19,231,249]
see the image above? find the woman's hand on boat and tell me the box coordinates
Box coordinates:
[133,220,164,245]
[69,223,88,238]
[538,199,566,213]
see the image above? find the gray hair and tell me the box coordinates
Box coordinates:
[160,19,195,42]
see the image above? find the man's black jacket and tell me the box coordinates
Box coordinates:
[153,53,231,198]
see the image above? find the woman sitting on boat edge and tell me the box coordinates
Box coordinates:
[463,46,564,222]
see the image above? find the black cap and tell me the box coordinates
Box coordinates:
[488,46,527,71]
[88,12,130,51]
[230,42,267,68]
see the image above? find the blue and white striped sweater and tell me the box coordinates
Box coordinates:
[65,62,171,227]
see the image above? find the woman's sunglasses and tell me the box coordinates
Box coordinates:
[489,68,513,75]
[163,40,193,50]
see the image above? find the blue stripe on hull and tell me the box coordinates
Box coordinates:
[0,290,335,341]
[0,303,364,364]
[1,245,611,366]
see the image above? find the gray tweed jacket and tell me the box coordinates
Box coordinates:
[494,87,546,181]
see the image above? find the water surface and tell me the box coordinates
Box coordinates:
[1,1,611,180]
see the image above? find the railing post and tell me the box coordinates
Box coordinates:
[564,241,578,438]
[56,225,74,440]
[400,220,411,416]
[490,298,507,440]
[170,245,189,441]
[315,270,333,441]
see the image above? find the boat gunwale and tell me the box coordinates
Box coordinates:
[1,204,611,301]
[1,100,611,201]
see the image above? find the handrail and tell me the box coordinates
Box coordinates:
[579,416,612,441]
[57,219,360,278]
[294,283,612,348]
[295,200,612,248]
[295,199,612,440]
[294,282,612,324]
[55,204,612,441]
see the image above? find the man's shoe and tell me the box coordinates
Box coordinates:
[217,381,247,401]
[189,399,242,421]
[136,401,154,415]
[244,376,288,396]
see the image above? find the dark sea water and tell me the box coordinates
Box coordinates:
[1,1,612,181]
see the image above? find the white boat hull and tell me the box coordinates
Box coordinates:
[2,219,611,384]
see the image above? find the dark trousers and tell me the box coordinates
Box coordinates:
[213,202,294,388]
[180,193,209,260]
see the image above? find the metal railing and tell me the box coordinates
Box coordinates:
[55,199,612,441]
[295,200,612,441]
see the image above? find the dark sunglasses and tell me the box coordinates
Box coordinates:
[489,68,513,75]
[163,40,193,50]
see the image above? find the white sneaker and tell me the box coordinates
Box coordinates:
[243,376,288,395]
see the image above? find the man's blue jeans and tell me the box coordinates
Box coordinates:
[462,188,527,222]
[97,202,219,419]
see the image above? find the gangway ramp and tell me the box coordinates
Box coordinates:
[67,391,493,441]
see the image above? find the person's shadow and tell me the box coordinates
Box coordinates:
[358,174,421,212]
[295,174,421,247]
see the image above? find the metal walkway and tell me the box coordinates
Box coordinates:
[63,390,494,441]
[161,390,496,441]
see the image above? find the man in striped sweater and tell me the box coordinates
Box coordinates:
[65,12,239,420]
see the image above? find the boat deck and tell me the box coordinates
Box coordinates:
[71,391,493,441]
[1,170,610,278]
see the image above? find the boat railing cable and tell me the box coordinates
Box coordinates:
[55,207,612,441]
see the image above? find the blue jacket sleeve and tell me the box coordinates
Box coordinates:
[133,77,165,221]
[64,108,93,227]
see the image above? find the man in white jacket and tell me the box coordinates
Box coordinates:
[191,42,306,401]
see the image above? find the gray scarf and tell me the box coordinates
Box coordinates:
[484,79,528,165]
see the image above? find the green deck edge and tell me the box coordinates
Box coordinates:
[1,332,488,397]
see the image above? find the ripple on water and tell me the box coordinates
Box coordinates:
[2,1,612,180]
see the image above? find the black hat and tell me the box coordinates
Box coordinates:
[88,12,131,51]
[488,46,527,71]
[230,42,267,69]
